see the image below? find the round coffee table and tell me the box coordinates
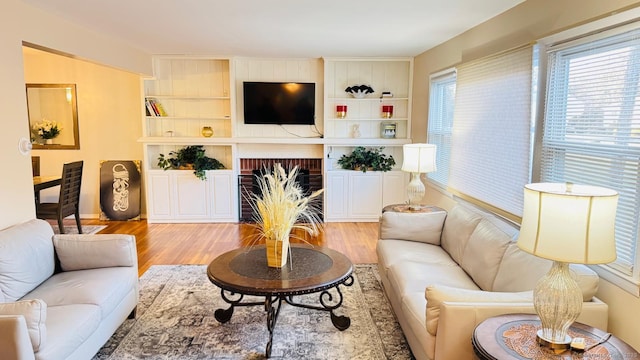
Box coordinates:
[472,314,639,360]
[207,244,354,358]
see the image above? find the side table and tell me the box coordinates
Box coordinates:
[382,204,445,213]
[472,314,639,360]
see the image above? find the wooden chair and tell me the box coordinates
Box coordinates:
[31,156,40,176]
[36,161,83,234]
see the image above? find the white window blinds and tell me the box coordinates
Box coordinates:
[541,27,640,276]
[449,46,534,219]
[427,70,456,188]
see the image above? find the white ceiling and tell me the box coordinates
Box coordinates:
[23,0,524,58]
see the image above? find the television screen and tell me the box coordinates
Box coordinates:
[243,82,315,125]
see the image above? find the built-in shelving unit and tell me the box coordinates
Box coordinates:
[139,56,414,223]
[141,56,237,223]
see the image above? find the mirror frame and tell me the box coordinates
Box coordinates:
[26,83,80,150]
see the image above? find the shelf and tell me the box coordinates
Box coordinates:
[146,95,230,100]
[328,119,407,122]
[330,97,409,101]
[145,116,231,120]
[138,137,411,146]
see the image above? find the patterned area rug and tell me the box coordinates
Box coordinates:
[51,224,106,234]
[93,264,414,360]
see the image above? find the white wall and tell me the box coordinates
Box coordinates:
[413,0,640,349]
[0,0,151,229]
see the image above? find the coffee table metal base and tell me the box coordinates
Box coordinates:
[214,276,354,357]
[208,245,355,358]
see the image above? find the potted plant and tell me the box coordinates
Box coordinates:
[337,146,396,172]
[249,163,324,268]
[157,145,224,180]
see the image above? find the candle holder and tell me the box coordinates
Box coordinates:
[336,105,347,119]
[382,105,394,118]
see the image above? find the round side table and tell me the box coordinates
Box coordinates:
[472,314,639,360]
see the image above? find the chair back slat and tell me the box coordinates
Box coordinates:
[57,161,83,216]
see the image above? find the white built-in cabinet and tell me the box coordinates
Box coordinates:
[322,57,413,221]
[139,56,413,222]
[140,56,237,223]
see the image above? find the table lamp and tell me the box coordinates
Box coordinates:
[517,182,618,351]
[401,144,437,210]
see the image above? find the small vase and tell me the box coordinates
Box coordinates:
[265,234,290,268]
[201,126,214,137]
[45,139,53,145]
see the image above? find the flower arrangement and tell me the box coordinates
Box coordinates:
[32,119,62,140]
[249,163,324,267]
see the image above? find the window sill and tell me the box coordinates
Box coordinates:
[592,264,640,297]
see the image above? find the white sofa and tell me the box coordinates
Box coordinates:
[0,219,138,360]
[377,204,609,360]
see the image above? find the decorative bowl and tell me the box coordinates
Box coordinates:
[350,91,368,99]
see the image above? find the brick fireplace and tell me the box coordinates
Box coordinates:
[238,158,323,221]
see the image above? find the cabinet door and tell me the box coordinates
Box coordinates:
[382,171,408,207]
[208,172,236,221]
[146,173,173,221]
[325,172,349,221]
[174,173,210,219]
[349,172,383,219]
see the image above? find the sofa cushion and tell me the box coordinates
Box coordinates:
[387,261,480,301]
[493,244,599,301]
[0,299,47,352]
[425,285,533,336]
[21,267,137,319]
[440,205,482,264]
[460,219,512,291]
[377,240,456,277]
[0,219,55,301]
[53,234,137,271]
[379,210,447,245]
[35,304,101,360]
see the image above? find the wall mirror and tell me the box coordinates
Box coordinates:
[26,83,79,149]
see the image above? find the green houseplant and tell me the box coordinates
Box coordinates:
[157,145,224,180]
[337,146,396,172]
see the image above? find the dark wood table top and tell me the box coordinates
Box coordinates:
[207,244,353,296]
[472,314,639,360]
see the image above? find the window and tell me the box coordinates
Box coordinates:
[427,70,456,188]
[540,26,640,282]
[448,46,535,220]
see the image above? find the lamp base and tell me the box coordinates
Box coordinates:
[536,329,571,353]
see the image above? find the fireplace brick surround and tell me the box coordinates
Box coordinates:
[238,158,323,221]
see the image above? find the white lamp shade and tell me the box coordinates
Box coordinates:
[517,183,618,264]
[402,144,437,173]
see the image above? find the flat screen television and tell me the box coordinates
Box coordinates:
[243,81,315,125]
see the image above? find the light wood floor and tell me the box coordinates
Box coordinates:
[82,219,380,276]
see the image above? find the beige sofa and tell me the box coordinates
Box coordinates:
[0,219,138,360]
[377,204,609,360]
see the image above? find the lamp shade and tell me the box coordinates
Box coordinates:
[517,183,618,264]
[401,144,437,173]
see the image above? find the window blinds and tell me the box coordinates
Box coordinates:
[449,46,534,219]
[427,70,456,187]
[541,28,640,275]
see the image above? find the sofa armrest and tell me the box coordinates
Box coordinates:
[432,298,609,360]
[53,234,137,271]
[0,316,36,360]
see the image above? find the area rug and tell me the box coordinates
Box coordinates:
[51,224,106,234]
[93,264,414,360]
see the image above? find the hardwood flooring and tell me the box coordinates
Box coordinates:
[82,219,380,276]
